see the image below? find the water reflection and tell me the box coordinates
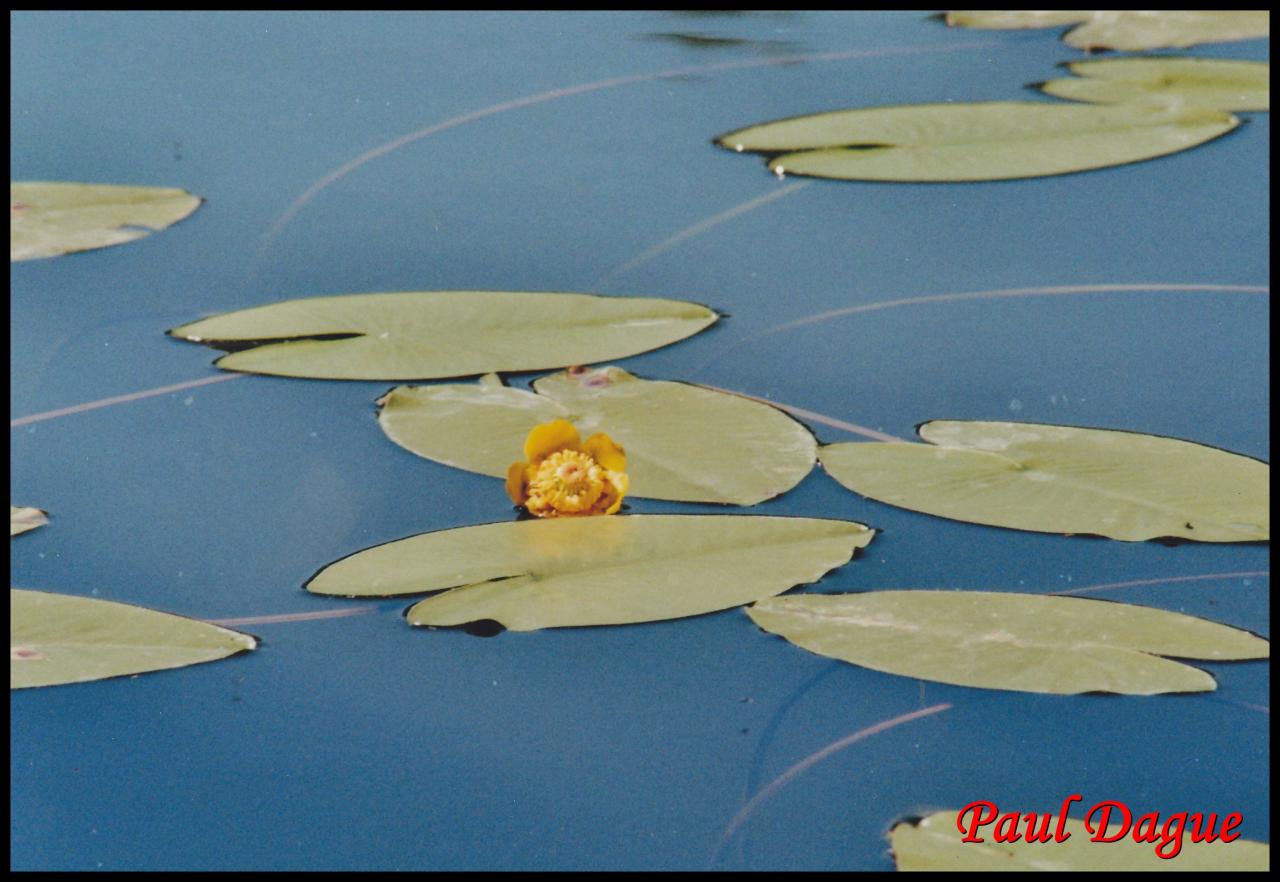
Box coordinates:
[668,10,801,18]
[642,31,800,54]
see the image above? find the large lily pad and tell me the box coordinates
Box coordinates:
[716,102,1239,182]
[818,421,1268,542]
[1041,58,1270,112]
[10,506,48,537]
[945,11,1271,52]
[306,515,874,631]
[892,809,1271,870]
[377,367,817,505]
[11,589,256,689]
[169,291,719,380]
[11,181,202,262]
[747,591,1268,695]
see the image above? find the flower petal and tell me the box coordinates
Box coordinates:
[524,418,582,463]
[506,461,529,506]
[598,471,629,515]
[583,432,627,472]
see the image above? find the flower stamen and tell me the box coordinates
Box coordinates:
[527,450,606,516]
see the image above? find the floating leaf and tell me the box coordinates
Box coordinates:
[819,421,1268,542]
[946,11,1270,52]
[891,809,1271,870]
[716,102,1238,182]
[1064,11,1271,52]
[943,11,1096,31]
[378,367,817,505]
[10,506,48,537]
[307,515,874,631]
[1041,58,1270,111]
[10,589,256,689]
[10,181,202,262]
[169,292,718,380]
[748,591,1268,695]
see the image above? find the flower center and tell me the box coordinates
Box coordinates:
[527,449,605,514]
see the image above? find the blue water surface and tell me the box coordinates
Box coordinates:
[11,11,1269,870]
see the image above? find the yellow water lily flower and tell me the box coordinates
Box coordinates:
[506,419,629,518]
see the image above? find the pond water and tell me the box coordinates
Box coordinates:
[10,11,1269,870]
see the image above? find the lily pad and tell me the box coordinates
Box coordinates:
[1041,58,1270,112]
[10,506,48,537]
[10,589,256,689]
[306,515,874,631]
[818,421,1268,542]
[11,181,202,262]
[716,102,1239,182]
[945,11,1271,52]
[747,591,1268,695]
[378,367,817,505]
[892,809,1271,870]
[169,291,719,380]
[943,11,1097,31]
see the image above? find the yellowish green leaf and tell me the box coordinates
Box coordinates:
[717,102,1238,182]
[169,292,718,380]
[944,11,1094,31]
[10,506,48,537]
[747,591,1268,695]
[819,421,1268,542]
[377,367,816,504]
[1064,11,1270,52]
[11,181,202,262]
[1041,57,1269,112]
[306,515,874,632]
[10,589,256,689]
[946,11,1270,52]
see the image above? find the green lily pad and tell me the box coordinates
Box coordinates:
[892,809,1271,870]
[945,11,1270,52]
[306,515,874,631]
[818,421,1268,542]
[10,589,257,689]
[10,181,202,262]
[10,506,48,537]
[169,292,719,380]
[747,591,1268,695]
[1041,58,1270,111]
[377,367,817,505]
[716,102,1239,182]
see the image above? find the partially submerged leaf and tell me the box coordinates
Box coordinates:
[946,11,1270,52]
[747,591,1268,695]
[716,102,1239,182]
[377,367,817,504]
[169,292,718,380]
[306,515,874,631]
[10,589,256,689]
[10,181,202,262]
[10,506,48,537]
[819,421,1269,542]
[1041,58,1270,112]
[891,809,1271,870]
